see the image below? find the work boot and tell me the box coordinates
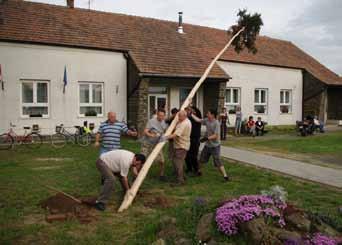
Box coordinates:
[170,181,185,187]
[196,171,202,177]
[224,176,230,182]
[94,201,106,211]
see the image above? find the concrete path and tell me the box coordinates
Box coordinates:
[221,146,342,188]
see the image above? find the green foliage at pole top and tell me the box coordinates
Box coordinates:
[230,9,263,54]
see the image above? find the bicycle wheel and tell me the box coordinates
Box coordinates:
[0,134,14,150]
[24,133,43,149]
[78,134,91,147]
[51,133,67,148]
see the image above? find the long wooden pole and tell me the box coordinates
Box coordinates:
[44,184,83,204]
[118,27,245,212]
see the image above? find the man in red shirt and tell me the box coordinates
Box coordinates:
[246,116,256,137]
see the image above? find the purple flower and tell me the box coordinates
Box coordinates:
[279,217,286,227]
[309,233,338,245]
[216,194,287,236]
[284,238,302,245]
[194,197,207,206]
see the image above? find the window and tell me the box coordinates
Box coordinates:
[21,80,49,118]
[148,87,168,118]
[280,90,292,113]
[79,82,104,117]
[179,88,197,107]
[254,88,268,114]
[225,88,241,114]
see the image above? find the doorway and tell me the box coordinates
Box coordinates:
[179,87,197,108]
[148,94,167,119]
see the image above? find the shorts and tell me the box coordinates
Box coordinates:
[141,142,165,163]
[200,145,222,167]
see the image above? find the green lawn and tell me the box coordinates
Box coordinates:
[224,131,342,167]
[0,139,341,244]
[226,131,342,154]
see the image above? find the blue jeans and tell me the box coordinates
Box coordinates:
[235,119,242,134]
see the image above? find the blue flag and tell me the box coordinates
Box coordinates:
[63,66,67,94]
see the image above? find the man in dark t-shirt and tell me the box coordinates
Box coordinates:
[185,106,202,176]
[255,117,265,136]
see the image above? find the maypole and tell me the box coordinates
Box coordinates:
[118,9,263,212]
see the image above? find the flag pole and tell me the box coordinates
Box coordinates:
[63,66,67,94]
[0,64,4,91]
[118,27,245,212]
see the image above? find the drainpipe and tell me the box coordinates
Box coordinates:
[323,87,328,124]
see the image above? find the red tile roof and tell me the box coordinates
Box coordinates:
[0,0,341,85]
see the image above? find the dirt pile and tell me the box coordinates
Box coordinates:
[138,191,173,209]
[40,193,97,224]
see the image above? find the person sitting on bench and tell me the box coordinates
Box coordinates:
[255,117,265,136]
[314,116,325,133]
[246,116,256,137]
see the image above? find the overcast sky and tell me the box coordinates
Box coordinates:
[28,0,342,75]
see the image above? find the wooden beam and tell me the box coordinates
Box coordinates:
[44,185,83,204]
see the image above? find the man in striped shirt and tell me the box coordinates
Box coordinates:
[95,111,137,155]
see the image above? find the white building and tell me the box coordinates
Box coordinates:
[0,42,127,134]
[0,0,341,135]
[218,61,303,125]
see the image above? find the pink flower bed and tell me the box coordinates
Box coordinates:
[215,194,286,235]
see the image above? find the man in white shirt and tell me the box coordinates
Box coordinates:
[95,149,146,211]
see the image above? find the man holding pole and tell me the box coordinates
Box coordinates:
[141,108,167,181]
[191,109,230,182]
[160,110,191,185]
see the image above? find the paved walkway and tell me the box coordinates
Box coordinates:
[221,146,342,188]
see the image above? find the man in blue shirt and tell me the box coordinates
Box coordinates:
[95,111,137,155]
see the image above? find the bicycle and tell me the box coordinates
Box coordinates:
[0,123,43,150]
[51,124,91,148]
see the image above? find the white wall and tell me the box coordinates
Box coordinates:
[0,42,127,134]
[218,61,303,125]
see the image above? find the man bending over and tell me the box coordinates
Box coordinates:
[95,149,146,211]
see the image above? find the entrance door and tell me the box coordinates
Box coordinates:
[148,94,167,119]
[328,88,342,120]
[179,88,197,107]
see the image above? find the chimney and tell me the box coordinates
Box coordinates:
[177,12,184,34]
[66,0,74,8]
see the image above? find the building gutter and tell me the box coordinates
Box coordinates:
[0,39,128,54]
[219,59,304,71]
[326,84,342,88]
[139,72,230,81]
